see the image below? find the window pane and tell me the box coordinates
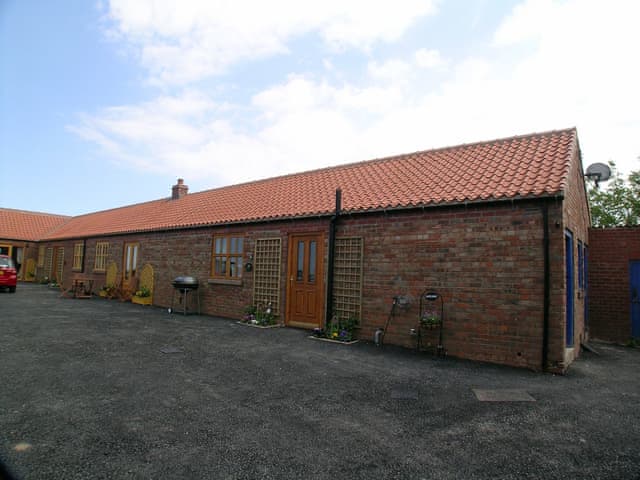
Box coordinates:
[297,241,304,281]
[38,246,45,267]
[216,237,228,254]
[236,255,243,276]
[127,246,132,273]
[213,237,243,278]
[215,256,227,276]
[308,240,316,282]
[132,245,138,273]
[73,243,83,270]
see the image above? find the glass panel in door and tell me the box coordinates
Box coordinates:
[123,243,140,289]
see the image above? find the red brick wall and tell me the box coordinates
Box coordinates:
[45,219,330,321]
[39,203,553,369]
[588,227,640,343]
[37,179,590,372]
[338,201,554,370]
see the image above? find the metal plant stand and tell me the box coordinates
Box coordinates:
[417,290,445,356]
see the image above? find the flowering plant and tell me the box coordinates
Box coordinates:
[420,313,440,326]
[242,303,278,326]
[135,286,151,297]
[313,316,359,342]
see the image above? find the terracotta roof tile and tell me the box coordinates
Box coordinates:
[39,128,578,240]
[0,208,70,241]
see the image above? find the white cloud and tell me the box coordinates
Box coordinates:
[68,91,219,173]
[106,0,437,85]
[414,48,445,69]
[491,0,640,171]
[367,59,413,85]
[75,0,640,192]
[493,0,556,46]
[317,0,437,50]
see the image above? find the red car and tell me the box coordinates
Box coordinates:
[0,254,17,293]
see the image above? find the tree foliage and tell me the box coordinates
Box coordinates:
[588,161,640,227]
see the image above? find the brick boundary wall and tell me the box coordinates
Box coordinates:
[588,227,640,343]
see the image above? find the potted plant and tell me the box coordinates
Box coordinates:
[312,316,359,343]
[420,313,440,329]
[132,286,152,305]
[239,303,280,327]
[99,283,116,299]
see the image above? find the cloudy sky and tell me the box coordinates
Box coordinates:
[1,0,638,216]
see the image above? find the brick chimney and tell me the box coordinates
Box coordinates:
[171,178,188,200]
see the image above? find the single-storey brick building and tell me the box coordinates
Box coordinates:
[2,128,591,372]
[0,209,70,281]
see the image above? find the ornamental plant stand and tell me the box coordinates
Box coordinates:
[132,295,152,306]
[416,290,445,356]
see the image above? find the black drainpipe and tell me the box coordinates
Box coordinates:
[325,188,342,328]
[542,201,550,371]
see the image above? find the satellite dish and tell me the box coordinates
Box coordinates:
[585,162,611,187]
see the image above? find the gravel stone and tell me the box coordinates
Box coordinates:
[1,284,639,479]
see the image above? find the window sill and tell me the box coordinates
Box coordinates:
[208,278,242,286]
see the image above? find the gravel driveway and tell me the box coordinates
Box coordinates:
[1,284,639,479]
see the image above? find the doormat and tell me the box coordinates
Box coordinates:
[159,346,184,354]
[473,389,535,402]
[308,336,359,345]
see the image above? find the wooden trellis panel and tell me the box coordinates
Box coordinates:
[253,238,282,313]
[333,237,363,322]
[55,247,64,282]
[44,247,53,280]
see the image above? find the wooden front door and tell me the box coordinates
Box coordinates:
[286,233,324,328]
[122,242,139,291]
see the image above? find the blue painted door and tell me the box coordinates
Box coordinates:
[565,232,574,346]
[631,261,640,338]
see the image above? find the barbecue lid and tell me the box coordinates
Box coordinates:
[172,276,199,285]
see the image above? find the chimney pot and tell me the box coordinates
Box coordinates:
[172,178,188,199]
